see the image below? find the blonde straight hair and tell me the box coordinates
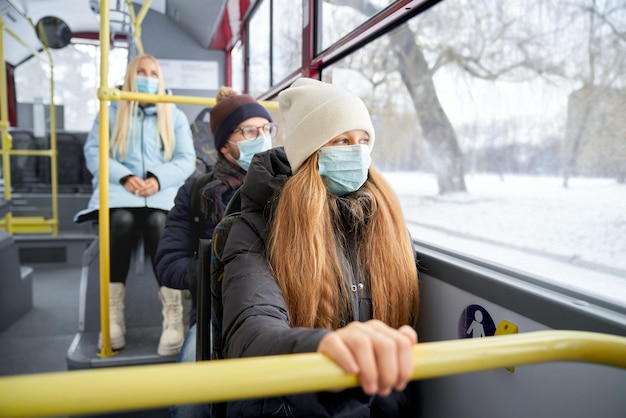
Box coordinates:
[267,154,419,330]
[111,54,175,161]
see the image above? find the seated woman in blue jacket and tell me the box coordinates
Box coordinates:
[75,54,196,356]
[221,77,420,417]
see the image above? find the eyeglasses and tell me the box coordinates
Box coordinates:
[232,122,277,140]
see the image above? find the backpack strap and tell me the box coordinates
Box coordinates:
[196,188,242,366]
[191,187,242,359]
[190,171,214,252]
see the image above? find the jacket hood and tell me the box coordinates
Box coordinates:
[239,147,291,214]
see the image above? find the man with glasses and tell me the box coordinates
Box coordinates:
[224,121,277,171]
[155,86,275,418]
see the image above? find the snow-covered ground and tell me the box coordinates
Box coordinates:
[384,172,626,305]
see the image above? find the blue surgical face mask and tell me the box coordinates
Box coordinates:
[231,134,273,171]
[135,76,159,94]
[318,144,372,196]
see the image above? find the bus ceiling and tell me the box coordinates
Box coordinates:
[0,0,235,66]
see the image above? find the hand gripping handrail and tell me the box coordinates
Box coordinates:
[0,330,625,417]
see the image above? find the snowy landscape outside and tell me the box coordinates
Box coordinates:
[384,171,626,306]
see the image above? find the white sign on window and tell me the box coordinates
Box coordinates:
[158,59,219,91]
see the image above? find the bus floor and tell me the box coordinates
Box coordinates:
[0,263,171,418]
[0,263,79,376]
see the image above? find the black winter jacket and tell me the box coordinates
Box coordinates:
[221,147,418,417]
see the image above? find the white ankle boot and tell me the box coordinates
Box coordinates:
[157,286,184,356]
[99,282,126,350]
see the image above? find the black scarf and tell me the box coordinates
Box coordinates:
[200,157,246,223]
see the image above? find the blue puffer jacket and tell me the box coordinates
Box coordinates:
[74,101,195,221]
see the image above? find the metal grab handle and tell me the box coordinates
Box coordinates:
[0,330,625,418]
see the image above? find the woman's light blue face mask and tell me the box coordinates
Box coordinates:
[318,144,372,196]
[135,76,159,95]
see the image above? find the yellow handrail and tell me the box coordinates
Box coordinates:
[29,15,59,236]
[3,26,49,62]
[0,330,624,418]
[99,87,280,110]
[125,0,152,55]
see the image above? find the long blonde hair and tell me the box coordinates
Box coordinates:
[267,153,419,330]
[110,54,175,161]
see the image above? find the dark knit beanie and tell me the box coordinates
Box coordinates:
[210,94,272,151]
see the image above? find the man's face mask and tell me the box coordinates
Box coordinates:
[231,134,273,171]
[318,144,371,196]
[135,76,159,95]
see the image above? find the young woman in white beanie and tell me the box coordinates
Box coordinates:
[220,77,420,417]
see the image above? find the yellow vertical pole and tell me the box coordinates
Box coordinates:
[0,16,14,234]
[30,16,59,236]
[44,48,59,236]
[97,0,115,358]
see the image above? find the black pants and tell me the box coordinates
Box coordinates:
[109,208,167,285]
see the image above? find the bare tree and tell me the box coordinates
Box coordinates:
[326,0,466,193]
[394,24,467,193]
[326,0,626,192]
[560,0,626,186]
[422,0,625,186]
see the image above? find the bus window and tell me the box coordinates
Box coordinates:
[271,1,302,83]
[247,1,303,97]
[231,40,245,94]
[15,44,128,131]
[320,0,626,305]
[320,0,394,52]
[248,1,271,97]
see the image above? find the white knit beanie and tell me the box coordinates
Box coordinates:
[278,78,376,173]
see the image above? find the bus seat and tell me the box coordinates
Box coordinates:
[190,107,218,178]
[0,230,33,331]
[7,130,92,194]
[8,129,39,192]
[37,132,92,193]
[66,230,190,370]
